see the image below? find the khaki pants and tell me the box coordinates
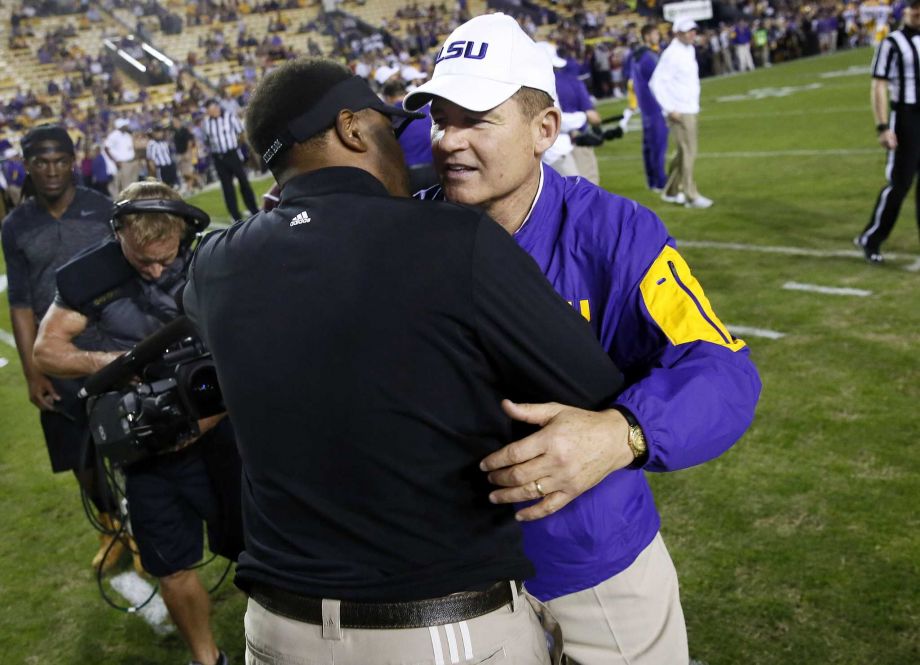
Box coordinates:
[541,533,688,665]
[244,582,551,665]
[110,159,140,197]
[547,151,580,178]
[571,146,600,185]
[665,114,699,202]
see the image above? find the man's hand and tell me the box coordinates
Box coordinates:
[878,129,897,150]
[26,372,60,410]
[480,400,635,521]
[667,111,682,122]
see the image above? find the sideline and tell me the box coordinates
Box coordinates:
[676,239,920,269]
[726,324,786,340]
[109,571,174,635]
[783,281,872,297]
[599,148,877,161]
[0,327,16,348]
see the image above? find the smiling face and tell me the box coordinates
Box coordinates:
[429,94,554,231]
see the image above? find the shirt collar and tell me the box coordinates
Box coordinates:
[279,167,390,203]
[513,163,546,236]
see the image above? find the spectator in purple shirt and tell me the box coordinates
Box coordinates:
[734,20,755,71]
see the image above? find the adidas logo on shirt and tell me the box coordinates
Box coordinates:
[290,210,312,227]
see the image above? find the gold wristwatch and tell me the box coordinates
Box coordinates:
[614,406,647,462]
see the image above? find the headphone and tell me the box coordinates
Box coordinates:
[110,198,211,236]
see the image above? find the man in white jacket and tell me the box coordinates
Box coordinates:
[649,18,713,208]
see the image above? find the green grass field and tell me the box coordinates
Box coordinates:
[1,47,918,664]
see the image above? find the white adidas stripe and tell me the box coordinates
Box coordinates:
[429,626,445,665]
[458,620,473,659]
[444,623,460,664]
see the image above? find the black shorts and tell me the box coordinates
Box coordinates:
[124,444,219,578]
[39,378,93,473]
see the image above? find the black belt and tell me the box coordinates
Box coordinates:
[250,580,519,629]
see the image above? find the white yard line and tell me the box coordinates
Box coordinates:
[677,239,920,267]
[0,273,7,294]
[783,281,872,297]
[700,106,865,121]
[726,324,786,340]
[109,571,174,635]
[599,148,877,161]
[0,357,8,368]
[0,327,16,348]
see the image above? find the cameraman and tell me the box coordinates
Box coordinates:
[32,180,230,665]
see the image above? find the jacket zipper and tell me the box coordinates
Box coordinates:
[667,260,731,345]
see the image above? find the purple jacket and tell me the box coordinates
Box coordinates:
[419,166,761,600]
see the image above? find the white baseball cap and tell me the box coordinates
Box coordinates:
[114,118,130,129]
[403,13,557,112]
[673,17,699,33]
[537,41,567,69]
[374,64,399,86]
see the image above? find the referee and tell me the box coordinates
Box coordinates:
[858,0,920,264]
[203,98,259,221]
[145,124,178,188]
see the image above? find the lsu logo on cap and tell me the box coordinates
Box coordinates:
[435,40,489,64]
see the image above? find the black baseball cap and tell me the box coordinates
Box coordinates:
[21,124,75,159]
[261,75,424,166]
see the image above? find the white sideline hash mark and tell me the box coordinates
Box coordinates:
[0,357,8,369]
[109,572,174,635]
[0,274,7,294]
[726,324,786,340]
[0,327,16,348]
[783,281,872,297]
[598,148,877,161]
[677,240,920,270]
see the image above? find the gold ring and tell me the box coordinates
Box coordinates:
[535,479,547,497]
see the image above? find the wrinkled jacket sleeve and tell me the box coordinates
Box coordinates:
[601,202,762,472]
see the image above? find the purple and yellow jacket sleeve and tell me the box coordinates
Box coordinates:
[597,197,762,472]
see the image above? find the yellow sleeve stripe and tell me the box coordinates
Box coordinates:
[639,246,746,351]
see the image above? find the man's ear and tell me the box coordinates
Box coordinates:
[534,106,561,157]
[334,109,369,153]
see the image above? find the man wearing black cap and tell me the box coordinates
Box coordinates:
[184,57,625,664]
[202,97,259,222]
[146,124,178,188]
[0,124,119,571]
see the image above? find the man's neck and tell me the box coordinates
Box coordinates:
[481,166,542,235]
[39,187,76,219]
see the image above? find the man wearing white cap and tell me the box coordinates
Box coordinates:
[405,12,760,665]
[104,117,138,197]
[649,18,713,208]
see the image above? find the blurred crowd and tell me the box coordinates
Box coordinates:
[0,0,906,213]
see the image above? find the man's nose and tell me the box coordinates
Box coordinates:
[433,124,468,152]
[145,263,165,280]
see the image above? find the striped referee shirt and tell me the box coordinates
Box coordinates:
[872,27,920,105]
[146,139,173,166]
[204,110,244,155]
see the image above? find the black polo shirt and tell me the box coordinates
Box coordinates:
[1,186,112,320]
[184,167,623,602]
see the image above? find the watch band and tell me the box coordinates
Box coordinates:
[612,405,648,464]
[876,122,890,134]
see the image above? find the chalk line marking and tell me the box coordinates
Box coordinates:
[0,357,8,368]
[0,274,7,294]
[726,324,786,340]
[783,281,872,297]
[110,572,174,635]
[0,327,16,348]
[599,148,877,162]
[676,239,920,269]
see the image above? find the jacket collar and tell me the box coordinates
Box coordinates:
[279,167,389,202]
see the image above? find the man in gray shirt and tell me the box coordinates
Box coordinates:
[0,124,120,571]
